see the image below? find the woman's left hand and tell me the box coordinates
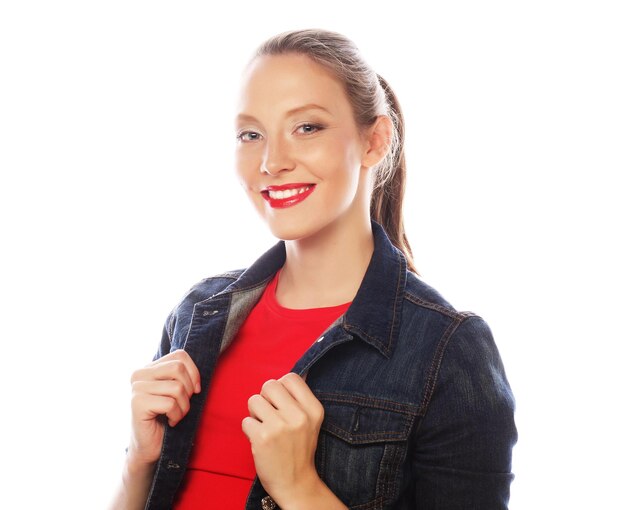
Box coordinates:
[242,372,325,504]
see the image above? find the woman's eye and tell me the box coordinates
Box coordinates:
[237,124,323,142]
[236,131,261,142]
[296,123,323,135]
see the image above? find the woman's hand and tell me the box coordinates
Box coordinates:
[108,350,201,510]
[242,372,326,505]
[128,349,201,467]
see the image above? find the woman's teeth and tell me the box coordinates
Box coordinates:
[268,186,312,199]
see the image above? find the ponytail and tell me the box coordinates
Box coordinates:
[371,75,417,274]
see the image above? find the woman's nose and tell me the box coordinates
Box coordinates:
[260,137,295,176]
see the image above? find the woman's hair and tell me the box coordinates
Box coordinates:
[251,28,417,274]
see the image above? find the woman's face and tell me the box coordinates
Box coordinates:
[234,53,372,242]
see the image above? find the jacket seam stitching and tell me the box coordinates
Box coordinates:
[341,324,388,355]
[416,314,475,417]
[387,249,405,353]
[316,392,418,414]
[403,292,472,320]
[323,424,410,441]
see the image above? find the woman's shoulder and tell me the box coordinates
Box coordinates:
[399,271,495,351]
[403,270,468,320]
[400,273,507,397]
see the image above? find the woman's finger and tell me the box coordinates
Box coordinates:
[162,349,202,392]
[131,392,186,427]
[150,349,201,392]
[132,358,199,397]
[247,393,280,423]
[131,379,192,420]
[259,378,302,414]
[241,415,262,441]
[277,373,324,422]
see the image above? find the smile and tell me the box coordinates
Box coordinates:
[261,183,316,208]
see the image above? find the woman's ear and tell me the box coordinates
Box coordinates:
[361,115,393,169]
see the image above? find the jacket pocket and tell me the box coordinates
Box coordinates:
[314,392,417,509]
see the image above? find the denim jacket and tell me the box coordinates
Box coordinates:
[144,221,517,510]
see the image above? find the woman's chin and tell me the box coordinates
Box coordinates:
[263,217,321,242]
[268,224,309,242]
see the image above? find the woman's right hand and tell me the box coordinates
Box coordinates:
[127,349,202,467]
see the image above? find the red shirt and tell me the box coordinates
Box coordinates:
[173,270,351,509]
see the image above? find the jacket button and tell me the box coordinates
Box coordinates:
[261,495,276,510]
[166,459,180,470]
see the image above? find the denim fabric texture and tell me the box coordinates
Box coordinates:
[143,221,517,510]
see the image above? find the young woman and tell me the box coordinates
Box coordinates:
[111,29,517,510]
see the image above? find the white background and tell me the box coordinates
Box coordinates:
[1,1,624,508]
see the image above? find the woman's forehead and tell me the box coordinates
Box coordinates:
[237,55,348,119]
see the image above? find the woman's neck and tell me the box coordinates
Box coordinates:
[276,215,374,309]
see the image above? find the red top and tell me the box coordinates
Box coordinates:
[173,270,351,509]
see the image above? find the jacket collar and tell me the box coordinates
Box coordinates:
[222,220,407,357]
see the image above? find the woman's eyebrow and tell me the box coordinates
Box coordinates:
[236,103,332,122]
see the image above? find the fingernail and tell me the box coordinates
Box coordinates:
[195,382,201,393]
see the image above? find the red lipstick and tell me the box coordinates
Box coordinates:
[261,183,316,209]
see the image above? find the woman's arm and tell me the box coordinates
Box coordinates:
[109,457,157,510]
[411,315,517,509]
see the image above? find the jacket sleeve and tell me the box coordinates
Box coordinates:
[411,315,517,509]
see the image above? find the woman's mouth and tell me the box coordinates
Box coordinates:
[261,184,316,208]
